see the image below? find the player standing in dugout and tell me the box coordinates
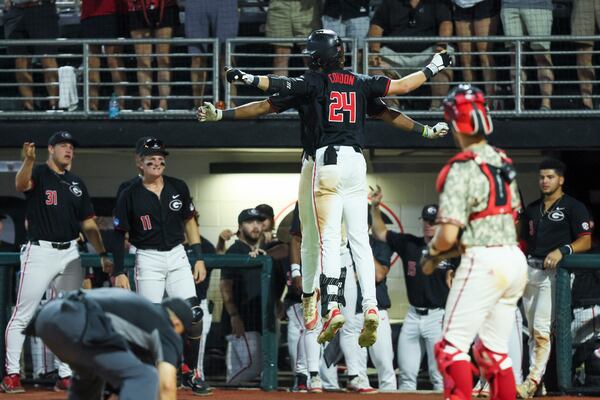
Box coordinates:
[112,138,205,339]
[2,132,112,394]
[517,158,592,398]
[206,28,452,347]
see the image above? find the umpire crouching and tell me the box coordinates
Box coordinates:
[24,288,191,400]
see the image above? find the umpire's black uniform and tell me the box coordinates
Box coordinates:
[27,288,189,400]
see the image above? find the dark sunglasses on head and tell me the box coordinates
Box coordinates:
[143,138,165,150]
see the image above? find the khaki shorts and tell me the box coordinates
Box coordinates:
[501,7,552,51]
[266,0,321,47]
[571,0,600,45]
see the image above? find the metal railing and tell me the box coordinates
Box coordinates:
[0,35,600,118]
[0,38,219,117]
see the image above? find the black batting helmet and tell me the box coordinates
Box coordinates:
[443,84,493,136]
[303,29,343,70]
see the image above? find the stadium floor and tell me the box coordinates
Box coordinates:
[10,387,600,400]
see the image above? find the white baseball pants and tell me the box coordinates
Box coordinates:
[298,146,377,312]
[5,241,82,377]
[522,266,555,383]
[225,331,262,385]
[195,299,213,379]
[134,244,196,303]
[398,306,444,391]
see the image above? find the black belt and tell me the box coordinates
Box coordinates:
[30,240,72,250]
[414,307,440,316]
[303,145,362,162]
[527,256,545,270]
[137,245,176,252]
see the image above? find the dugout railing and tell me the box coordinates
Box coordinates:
[555,254,600,395]
[0,252,278,391]
[2,35,600,118]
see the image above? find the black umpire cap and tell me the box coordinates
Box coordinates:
[161,298,192,333]
[238,208,267,225]
[48,131,79,147]
[138,138,169,157]
[420,204,439,223]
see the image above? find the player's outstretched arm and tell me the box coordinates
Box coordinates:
[369,185,388,242]
[387,51,452,96]
[15,142,35,192]
[224,66,309,96]
[379,108,448,139]
[197,99,273,122]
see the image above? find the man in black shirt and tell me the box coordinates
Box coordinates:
[368,0,454,110]
[112,138,205,341]
[114,136,151,201]
[219,28,451,348]
[370,187,454,391]
[2,132,112,394]
[220,208,267,385]
[27,288,190,400]
[518,158,592,398]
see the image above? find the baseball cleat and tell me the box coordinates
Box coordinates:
[309,375,323,393]
[0,374,25,394]
[358,307,379,348]
[302,290,320,330]
[516,379,538,399]
[54,376,71,392]
[347,376,377,394]
[317,307,345,344]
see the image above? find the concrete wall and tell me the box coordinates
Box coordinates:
[0,148,543,320]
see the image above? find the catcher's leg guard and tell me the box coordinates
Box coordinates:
[434,339,476,400]
[472,340,516,400]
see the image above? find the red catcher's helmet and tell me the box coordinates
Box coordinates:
[443,84,493,136]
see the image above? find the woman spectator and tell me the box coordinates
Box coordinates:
[452,0,500,103]
[80,0,128,111]
[126,0,180,111]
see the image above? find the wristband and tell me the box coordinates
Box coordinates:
[191,243,204,260]
[411,122,425,136]
[291,263,301,278]
[422,67,434,80]
[98,251,108,258]
[222,109,235,120]
[559,245,573,256]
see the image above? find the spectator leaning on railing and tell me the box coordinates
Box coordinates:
[266,0,321,77]
[501,0,554,111]
[451,0,500,103]
[368,0,454,110]
[79,0,128,111]
[126,0,180,111]
[3,0,59,111]
[571,0,600,110]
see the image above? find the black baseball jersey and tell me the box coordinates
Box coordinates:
[267,70,391,155]
[221,240,262,334]
[25,164,95,242]
[84,288,182,367]
[522,194,592,258]
[113,176,195,250]
[386,231,452,309]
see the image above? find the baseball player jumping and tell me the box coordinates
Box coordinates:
[423,84,527,400]
[2,132,112,394]
[210,28,451,347]
[112,138,204,338]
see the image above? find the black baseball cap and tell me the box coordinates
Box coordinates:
[255,204,274,220]
[238,208,267,224]
[138,138,169,157]
[420,204,439,222]
[161,298,192,333]
[135,136,153,155]
[48,131,79,147]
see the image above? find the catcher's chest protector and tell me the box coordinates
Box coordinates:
[436,149,516,222]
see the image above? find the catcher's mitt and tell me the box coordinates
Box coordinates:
[420,245,464,275]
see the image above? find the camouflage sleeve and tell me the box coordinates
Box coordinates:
[510,180,521,212]
[437,162,469,227]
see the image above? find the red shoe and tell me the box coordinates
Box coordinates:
[317,307,345,344]
[54,376,71,392]
[1,374,25,394]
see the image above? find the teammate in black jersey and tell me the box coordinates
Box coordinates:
[216,29,452,347]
